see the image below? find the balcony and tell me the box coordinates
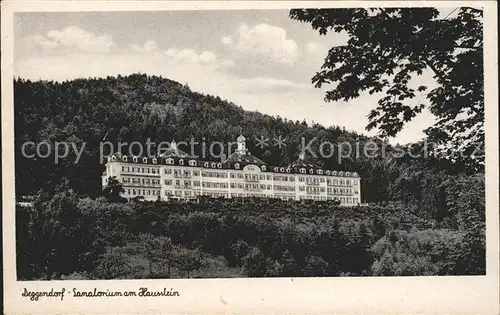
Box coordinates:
[306,191,320,195]
[174,173,191,179]
[244,187,262,192]
[124,182,161,187]
[121,170,160,177]
[305,181,321,186]
[244,177,259,182]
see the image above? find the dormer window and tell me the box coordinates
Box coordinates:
[318,170,323,175]
[123,155,128,162]
[234,163,240,169]
[204,162,209,167]
[309,169,314,174]
[286,168,290,173]
[332,171,337,176]
[142,157,147,163]
[133,156,138,163]
[179,159,184,165]
[211,162,216,168]
[326,170,330,175]
[152,158,157,164]
[261,165,266,171]
[339,171,344,176]
[217,163,222,169]
[345,172,350,176]
[280,167,285,172]
[353,172,358,177]
[189,160,196,166]
[111,155,117,161]
[300,168,306,174]
[166,158,174,165]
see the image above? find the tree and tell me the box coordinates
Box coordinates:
[18,186,105,279]
[242,247,269,277]
[175,248,204,278]
[140,234,175,278]
[102,176,125,202]
[289,8,484,167]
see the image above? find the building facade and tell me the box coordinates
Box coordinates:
[102,136,362,205]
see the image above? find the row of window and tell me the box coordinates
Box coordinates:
[121,177,360,196]
[111,155,359,177]
[299,195,358,203]
[125,189,161,196]
[117,167,359,186]
[123,188,358,204]
[327,188,357,195]
[122,177,160,185]
[202,171,228,178]
[122,166,160,174]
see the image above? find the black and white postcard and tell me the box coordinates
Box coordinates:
[2,1,499,314]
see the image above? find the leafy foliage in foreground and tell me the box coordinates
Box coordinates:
[289,7,484,166]
[17,173,485,280]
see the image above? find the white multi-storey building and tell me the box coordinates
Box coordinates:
[102,135,361,205]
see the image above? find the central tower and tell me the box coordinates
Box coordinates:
[236,134,247,155]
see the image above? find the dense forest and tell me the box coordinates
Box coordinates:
[14,74,485,279]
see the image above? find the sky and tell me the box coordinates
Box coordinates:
[13,10,444,144]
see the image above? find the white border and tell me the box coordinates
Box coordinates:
[2,1,499,314]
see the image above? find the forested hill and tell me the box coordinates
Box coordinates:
[14,74,475,214]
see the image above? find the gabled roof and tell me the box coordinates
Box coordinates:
[223,152,267,167]
[159,141,194,159]
[159,147,194,159]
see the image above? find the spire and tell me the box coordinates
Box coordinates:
[236,135,247,155]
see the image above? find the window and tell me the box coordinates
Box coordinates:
[164,168,172,175]
[111,156,116,161]
[189,160,196,166]
[211,163,216,168]
[300,168,306,174]
[123,156,128,162]
[261,165,266,171]
[217,163,222,168]
[179,159,184,165]
[142,157,147,163]
[166,158,174,165]
[165,179,172,185]
[152,158,157,164]
[234,163,240,169]
[133,157,138,163]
